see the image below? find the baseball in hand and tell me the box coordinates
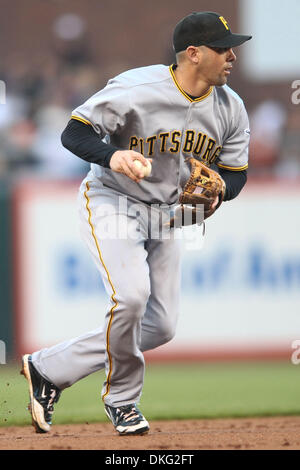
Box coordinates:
[133,159,152,178]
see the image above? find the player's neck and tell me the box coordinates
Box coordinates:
[173,64,211,99]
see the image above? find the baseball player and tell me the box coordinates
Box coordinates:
[21,12,251,435]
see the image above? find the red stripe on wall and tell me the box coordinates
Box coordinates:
[144,347,292,363]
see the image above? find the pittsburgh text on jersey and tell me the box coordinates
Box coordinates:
[129,130,222,165]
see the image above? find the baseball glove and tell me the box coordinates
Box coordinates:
[169,157,226,228]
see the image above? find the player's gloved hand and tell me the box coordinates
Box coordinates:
[110,150,151,183]
[167,158,226,228]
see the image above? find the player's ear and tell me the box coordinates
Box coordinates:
[186,46,201,64]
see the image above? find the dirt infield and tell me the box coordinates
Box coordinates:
[0,416,300,450]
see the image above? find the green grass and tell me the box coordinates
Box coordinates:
[0,361,299,427]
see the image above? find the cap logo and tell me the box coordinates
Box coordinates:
[219,16,229,30]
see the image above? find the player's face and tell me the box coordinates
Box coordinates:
[197,46,236,86]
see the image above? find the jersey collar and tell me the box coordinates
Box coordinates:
[169,64,213,103]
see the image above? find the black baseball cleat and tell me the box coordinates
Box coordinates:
[104,403,150,435]
[20,354,61,433]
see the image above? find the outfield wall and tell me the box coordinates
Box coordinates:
[12,179,300,360]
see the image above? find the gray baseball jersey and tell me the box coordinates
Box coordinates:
[72,64,250,204]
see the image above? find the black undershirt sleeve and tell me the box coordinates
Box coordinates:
[218,167,248,201]
[61,118,119,168]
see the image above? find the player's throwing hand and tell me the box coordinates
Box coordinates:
[110,150,151,182]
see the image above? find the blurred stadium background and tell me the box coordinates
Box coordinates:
[0,0,300,425]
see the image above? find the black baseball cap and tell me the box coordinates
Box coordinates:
[173,11,252,53]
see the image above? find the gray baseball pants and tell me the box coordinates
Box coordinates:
[32,173,181,407]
